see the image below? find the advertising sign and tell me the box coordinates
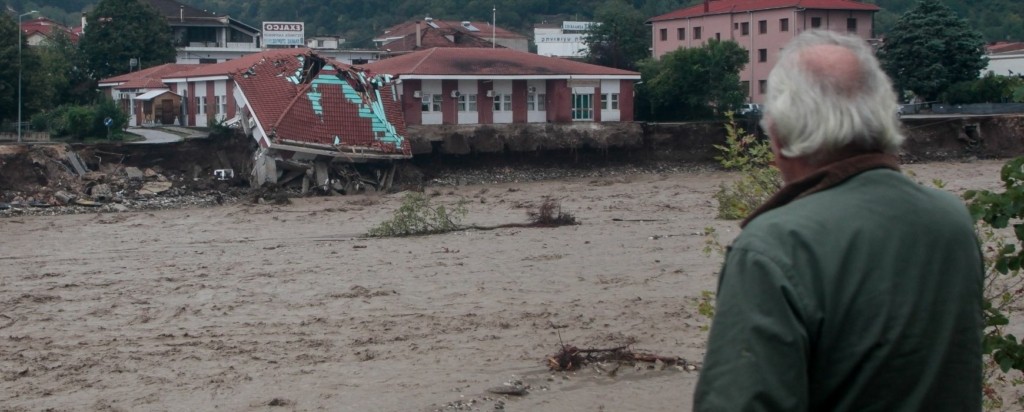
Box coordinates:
[562,21,596,31]
[536,33,586,44]
[262,21,305,46]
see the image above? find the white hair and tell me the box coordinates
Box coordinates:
[762,30,904,161]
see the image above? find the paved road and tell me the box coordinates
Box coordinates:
[127,127,184,144]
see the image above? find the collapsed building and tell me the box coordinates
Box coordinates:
[230,51,411,194]
[100,48,411,194]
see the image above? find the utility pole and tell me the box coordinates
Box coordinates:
[492,6,496,48]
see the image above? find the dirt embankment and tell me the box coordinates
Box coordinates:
[0,137,255,214]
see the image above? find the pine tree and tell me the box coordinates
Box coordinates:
[877,0,987,102]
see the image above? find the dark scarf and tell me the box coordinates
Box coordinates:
[741,153,901,228]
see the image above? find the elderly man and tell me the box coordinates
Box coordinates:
[693,31,983,411]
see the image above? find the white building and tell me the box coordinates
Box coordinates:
[534,21,596,58]
[147,0,261,64]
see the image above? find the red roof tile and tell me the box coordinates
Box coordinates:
[360,48,640,78]
[378,19,526,43]
[649,0,879,22]
[99,63,196,86]
[20,17,79,42]
[987,42,1024,55]
[231,51,410,156]
[383,29,502,52]
[164,48,312,79]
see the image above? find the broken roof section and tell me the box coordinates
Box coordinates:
[231,49,411,159]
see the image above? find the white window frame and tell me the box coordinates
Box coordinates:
[494,94,512,111]
[600,93,619,110]
[458,94,477,112]
[197,96,207,115]
[422,94,442,112]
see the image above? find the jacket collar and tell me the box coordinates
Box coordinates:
[741,153,901,228]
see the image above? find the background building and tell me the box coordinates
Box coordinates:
[146,0,261,64]
[360,47,639,126]
[19,17,81,46]
[374,17,529,53]
[648,0,879,103]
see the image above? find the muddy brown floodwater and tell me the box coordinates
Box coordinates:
[0,159,1009,411]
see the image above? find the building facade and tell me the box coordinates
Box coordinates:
[145,0,261,64]
[360,47,639,126]
[20,17,80,46]
[648,0,879,103]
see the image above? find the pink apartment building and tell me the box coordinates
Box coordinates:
[648,0,880,103]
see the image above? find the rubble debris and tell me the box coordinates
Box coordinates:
[124,167,144,181]
[546,344,695,372]
[65,152,89,176]
[140,181,173,195]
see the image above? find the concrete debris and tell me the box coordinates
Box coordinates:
[65,152,89,176]
[124,167,144,180]
[54,191,74,204]
[89,184,113,201]
[140,181,174,195]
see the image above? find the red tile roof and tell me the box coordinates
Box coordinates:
[163,48,310,79]
[231,50,410,156]
[99,63,196,87]
[378,19,526,42]
[375,19,527,52]
[20,17,79,42]
[987,42,1024,55]
[359,47,640,77]
[382,29,502,52]
[649,0,880,22]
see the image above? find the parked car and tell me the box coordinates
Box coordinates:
[738,103,762,115]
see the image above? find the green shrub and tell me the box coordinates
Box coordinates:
[367,192,468,237]
[712,114,782,219]
[64,105,95,139]
[32,98,128,140]
[965,158,1024,409]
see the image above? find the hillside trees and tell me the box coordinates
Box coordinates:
[77,0,174,80]
[583,0,650,70]
[0,12,21,125]
[877,0,987,102]
[638,39,749,121]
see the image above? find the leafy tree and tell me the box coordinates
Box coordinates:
[0,12,22,125]
[77,0,175,81]
[944,72,1024,104]
[877,0,987,102]
[638,39,749,121]
[583,0,650,71]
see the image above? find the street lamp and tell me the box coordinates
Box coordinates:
[18,10,38,144]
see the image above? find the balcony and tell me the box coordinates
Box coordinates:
[182,41,260,52]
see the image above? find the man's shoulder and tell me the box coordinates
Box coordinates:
[739,168,971,246]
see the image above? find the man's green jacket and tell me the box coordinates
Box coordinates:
[694,155,983,411]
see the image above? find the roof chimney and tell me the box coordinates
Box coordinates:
[81,12,87,33]
[704,0,709,13]
[416,20,422,48]
[180,5,184,22]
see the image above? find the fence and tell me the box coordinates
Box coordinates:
[0,131,51,142]
[927,103,1024,115]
